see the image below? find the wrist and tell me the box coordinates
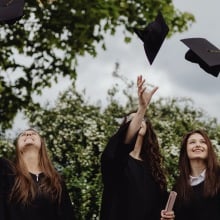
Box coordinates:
[136,107,147,117]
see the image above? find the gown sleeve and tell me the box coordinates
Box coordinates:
[58,179,76,220]
[0,157,14,220]
[101,122,138,184]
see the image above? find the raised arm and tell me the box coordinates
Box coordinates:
[124,75,158,144]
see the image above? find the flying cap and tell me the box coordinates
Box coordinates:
[181,38,220,77]
[134,12,169,65]
[0,0,25,25]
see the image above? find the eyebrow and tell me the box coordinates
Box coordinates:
[19,130,38,136]
[188,137,206,141]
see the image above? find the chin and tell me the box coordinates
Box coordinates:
[138,132,146,137]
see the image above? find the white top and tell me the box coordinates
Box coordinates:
[189,169,206,186]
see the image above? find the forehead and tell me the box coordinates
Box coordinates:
[188,133,204,140]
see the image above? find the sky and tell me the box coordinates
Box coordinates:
[75,0,220,119]
[9,0,220,136]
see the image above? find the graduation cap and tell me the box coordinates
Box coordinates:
[181,38,220,77]
[134,12,169,65]
[0,0,25,25]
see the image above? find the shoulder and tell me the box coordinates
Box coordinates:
[0,157,9,165]
[0,157,14,173]
[55,171,67,186]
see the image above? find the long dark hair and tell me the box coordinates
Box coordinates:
[10,129,62,205]
[122,112,167,192]
[175,129,220,203]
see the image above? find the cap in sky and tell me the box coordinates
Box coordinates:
[0,0,25,25]
[134,12,169,65]
[181,38,220,77]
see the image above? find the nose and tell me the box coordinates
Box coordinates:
[25,132,32,136]
[195,142,202,148]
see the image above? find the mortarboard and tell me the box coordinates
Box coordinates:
[0,0,24,25]
[181,38,220,77]
[134,12,169,65]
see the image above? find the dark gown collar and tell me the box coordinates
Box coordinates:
[29,172,44,182]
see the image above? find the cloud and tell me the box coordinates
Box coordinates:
[75,0,220,121]
[8,0,220,136]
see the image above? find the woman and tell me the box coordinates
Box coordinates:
[5,128,75,220]
[100,75,174,220]
[172,129,220,220]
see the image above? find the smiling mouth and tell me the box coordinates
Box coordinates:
[25,138,34,142]
[192,148,204,152]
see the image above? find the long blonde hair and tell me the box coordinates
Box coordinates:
[10,129,62,205]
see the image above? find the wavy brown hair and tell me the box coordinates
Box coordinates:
[10,129,62,205]
[175,129,220,203]
[122,112,167,192]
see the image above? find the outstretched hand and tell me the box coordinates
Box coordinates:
[137,75,158,110]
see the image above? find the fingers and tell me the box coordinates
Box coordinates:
[137,75,142,86]
[150,86,158,96]
[161,210,175,220]
[137,75,146,97]
[137,75,158,109]
[138,86,146,97]
[161,218,174,220]
[137,75,158,95]
[137,75,145,89]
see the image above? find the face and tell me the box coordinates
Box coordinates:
[17,129,42,152]
[126,113,147,136]
[186,133,208,161]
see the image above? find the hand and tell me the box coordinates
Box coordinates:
[161,209,175,220]
[137,75,158,110]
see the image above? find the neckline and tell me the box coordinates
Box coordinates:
[29,172,44,182]
[129,154,144,163]
[29,172,43,176]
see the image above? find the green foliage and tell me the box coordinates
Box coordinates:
[0,0,195,129]
[23,86,125,220]
[1,74,220,218]
[0,134,14,158]
[148,97,220,189]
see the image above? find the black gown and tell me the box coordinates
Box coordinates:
[0,158,75,220]
[0,157,14,220]
[174,181,220,220]
[6,172,75,220]
[100,123,167,220]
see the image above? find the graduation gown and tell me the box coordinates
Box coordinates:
[0,157,14,220]
[100,123,167,220]
[5,172,76,220]
[174,181,220,220]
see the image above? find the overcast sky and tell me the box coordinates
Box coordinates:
[10,0,220,136]
[75,0,220,118]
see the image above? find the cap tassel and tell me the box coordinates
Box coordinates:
[208,50,220,53]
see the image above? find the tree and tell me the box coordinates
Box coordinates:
[1,74,220,218]
[0,0,195,130]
